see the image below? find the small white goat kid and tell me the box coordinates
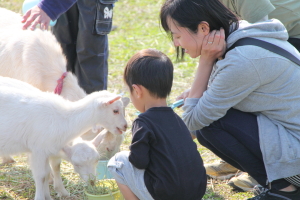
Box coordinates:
[0,76,127,200]
[50,96,129,197]
[96,129,125,160]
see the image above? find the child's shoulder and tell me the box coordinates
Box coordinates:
[132,116,151,129]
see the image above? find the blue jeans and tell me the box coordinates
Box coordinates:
[288,37,300,52]
[196,108,290,190]
[52,0,115,94]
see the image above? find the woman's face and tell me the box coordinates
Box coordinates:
[167,17,208,58]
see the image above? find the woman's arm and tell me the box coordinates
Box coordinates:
[188,28,226,99]
[182,48,261,131]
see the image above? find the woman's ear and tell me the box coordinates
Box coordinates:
[198,21,210,35]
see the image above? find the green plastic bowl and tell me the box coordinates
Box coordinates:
[85,190,123,200]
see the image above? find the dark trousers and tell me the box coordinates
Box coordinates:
[288,37,300,52]
[52,0,111,94]
[196,108,291,190]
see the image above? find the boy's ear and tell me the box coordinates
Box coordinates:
[132,84,142,98]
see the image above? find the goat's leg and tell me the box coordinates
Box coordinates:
[1,155,15,164]
[29,153,53,200]
[49,156,69,197]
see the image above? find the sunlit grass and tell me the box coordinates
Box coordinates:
[0,0,254,199]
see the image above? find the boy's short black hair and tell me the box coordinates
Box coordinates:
[124,49,173,98]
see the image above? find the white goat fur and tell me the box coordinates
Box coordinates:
[0,76,128,200]
[0,8,108,192]
[0,8,104,140]
[0,8,86,101]
[96,129,125,160]
[0,8,130,196]
[0,72,129,197]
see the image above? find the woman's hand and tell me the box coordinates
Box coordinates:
[22,6,51,30]
[201,28,226,61]
[187,28,225,99]
[176,88,191,101]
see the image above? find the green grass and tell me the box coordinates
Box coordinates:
[0,0,255,199]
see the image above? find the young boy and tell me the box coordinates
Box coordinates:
[107,49,207,200]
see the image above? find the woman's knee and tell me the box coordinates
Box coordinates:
[196,130,210,147]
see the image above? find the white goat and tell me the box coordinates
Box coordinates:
[0,8,86,102]
[49,96,129,197]
[0,76,127,200]
[81,102,129,161]
[0,7,106,140]
[96,129,125,160]
[0,74,129,197]
[0,8,21,28]
[49,136,104,196]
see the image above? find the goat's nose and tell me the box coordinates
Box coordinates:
[124,124,127,130]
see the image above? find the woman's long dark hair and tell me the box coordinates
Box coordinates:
[160,0,239,59]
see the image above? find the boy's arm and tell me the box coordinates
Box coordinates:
[129,120,152,169]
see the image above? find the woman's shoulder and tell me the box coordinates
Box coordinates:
[224,37,300,67]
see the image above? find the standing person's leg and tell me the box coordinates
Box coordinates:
[51,4,79,73]
[76,0,114,94]
[197,108,291,191]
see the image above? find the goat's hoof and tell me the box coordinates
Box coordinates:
[44,196,53,200]
[57,190,70,197]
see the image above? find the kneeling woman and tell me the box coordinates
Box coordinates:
[160,0,300,199]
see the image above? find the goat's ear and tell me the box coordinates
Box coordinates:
[104,96,121,106]
[97,96,120,107]
[107,96,121,104]
[62,145,72,158]
[92,129,107,148]
[121,97,130,107]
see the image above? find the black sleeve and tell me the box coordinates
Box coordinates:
[129,120,153,169]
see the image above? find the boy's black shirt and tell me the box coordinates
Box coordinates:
[129,107,207,200]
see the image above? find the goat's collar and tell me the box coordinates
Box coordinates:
[54,72,67,95]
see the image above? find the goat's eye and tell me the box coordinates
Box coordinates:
[113,110,119,114]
